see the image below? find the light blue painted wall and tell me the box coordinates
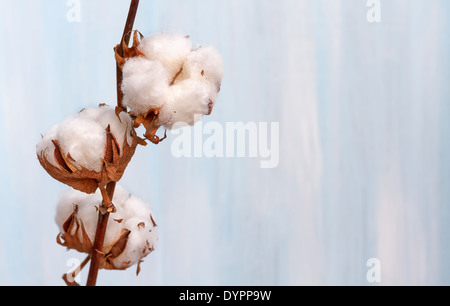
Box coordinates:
[0,0,448,286]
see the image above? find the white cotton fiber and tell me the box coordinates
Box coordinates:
[177,46,224,89]
[111,217,158,269]
[159,79,218,128]
[120,32,224,130]
[138,33,193,77]
[37,114,106,172]
[122,57,171,116]
[37,106,133,173]
[57,116,106,172]
[79,106,134,149]
[55,186,158,269]
[117,194,152,222]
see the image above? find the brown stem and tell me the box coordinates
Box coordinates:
[86,182,116,286]
[117,0,140,111]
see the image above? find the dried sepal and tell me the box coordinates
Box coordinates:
[115,30,144,69]
[206,99,214,116]
[133,109,167,145]
[137,136,148,147]
[52,140,78,173]
[136,260,144,276]
[38,153,100,194]
[99,230,131,270]
[150,214,157,227]
[56,205,93,254]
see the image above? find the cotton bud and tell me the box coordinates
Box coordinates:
[117,32,224,143]
[56,186,158,274]
[37,105,138,197]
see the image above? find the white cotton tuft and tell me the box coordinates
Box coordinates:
[177,46,224,89]
[120,32,224,130]
[111,217,158,269]
[37,106,133,173]
[55,186,158,270]
[159,79,218,128]
[138,33,193,77]
[78,105,134,148]
[122,57,171,116]
[39,115,106,172]
[117,194,152,222]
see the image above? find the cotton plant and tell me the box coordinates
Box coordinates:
[36,0,224,286]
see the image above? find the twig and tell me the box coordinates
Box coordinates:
[117,0,140,111]
[85,0,140,286]
[86,182,116,286]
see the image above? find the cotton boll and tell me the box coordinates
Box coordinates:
[56,186,158,271]
[37,106,137,188]
[178,46,224,89]
[159,79,218,128]
[118,33,224,135]
[122,57,171,116]
[139,33,192,77]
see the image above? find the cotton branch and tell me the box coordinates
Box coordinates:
[85,0,140,287]
[117,0,140,111]
[86,182,116,286]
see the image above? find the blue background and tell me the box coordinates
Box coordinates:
[0,0,449,285]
